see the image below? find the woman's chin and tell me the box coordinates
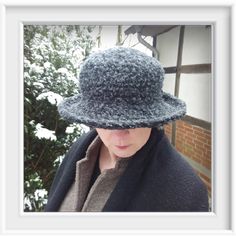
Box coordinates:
[112,146,136,158]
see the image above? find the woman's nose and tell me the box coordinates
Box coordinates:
[110,129,129,136]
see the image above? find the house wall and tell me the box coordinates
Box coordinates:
[159,26,212,202]
[158,25,212,122]
[90,25,153,55]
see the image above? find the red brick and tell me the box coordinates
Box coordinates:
[194,129,205,136]
[202,160,211,169]
[176,134,185,141]
[186,139,195,146]
[191,155,201,163]
[199,173,211,183]
[184,127,194,134]
[194,152,203,159]
[205,150,212,159]
[195,148,204,156]
[203,129,211,135]
[195,135,207,143]
[207,137,211,144]
[185,133,195,141]
[176,129,185,136]
[193,126,205,133]
[204,144,211,152]
[194,139,205,147]
[176,121,184,128]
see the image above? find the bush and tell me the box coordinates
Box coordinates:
[24,25,95,211]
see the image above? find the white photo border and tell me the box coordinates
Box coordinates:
[0,1,235,236]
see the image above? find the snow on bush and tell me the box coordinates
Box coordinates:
[34,123,57,141]
[36,91,63,105]
[65,123,90,134]
[53,155,65,167]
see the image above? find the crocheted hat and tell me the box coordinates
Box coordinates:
[58,47,186,129]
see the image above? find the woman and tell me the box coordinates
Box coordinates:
[45,47,209,212]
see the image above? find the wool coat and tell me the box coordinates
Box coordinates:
[45,128,209,212]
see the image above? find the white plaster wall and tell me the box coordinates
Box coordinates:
[162,74,176,95]
[182,26,211,64]
[91,25,153,56]
[158,25,212,122]
[157,26,180,67]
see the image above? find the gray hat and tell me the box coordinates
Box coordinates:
[58,47,186,129]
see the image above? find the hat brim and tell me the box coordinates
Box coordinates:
[58,92,186,129]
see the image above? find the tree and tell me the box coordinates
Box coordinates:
[24,25,95,211]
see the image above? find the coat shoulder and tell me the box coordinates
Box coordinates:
[140,135,209,212]
[45,129,97,211]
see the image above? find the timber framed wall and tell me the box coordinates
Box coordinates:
[157,25,212,203]
[158,25,212,205]
[161,26,212,202]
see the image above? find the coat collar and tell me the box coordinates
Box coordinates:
[45,128,165,212]
[45,129,98,211]
[103,128,165,211]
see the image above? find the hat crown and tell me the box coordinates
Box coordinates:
[79,47,165,106]
[58,47,186,128]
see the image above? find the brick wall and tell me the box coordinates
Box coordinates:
[164,120,212,198]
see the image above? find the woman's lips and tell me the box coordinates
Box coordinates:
[115,145,130,150]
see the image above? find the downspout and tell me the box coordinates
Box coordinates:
[134,26,159,59]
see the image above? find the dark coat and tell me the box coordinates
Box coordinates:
[45,128,209,212]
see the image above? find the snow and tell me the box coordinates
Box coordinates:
[35,54,43,61]
[24,72,30,79]
[34,189,48,202]
[34,123,57,141]
[24,189,48,210]
[65,123,90,134]
[33,82,44,88]
[29,120,35,126]
[24,59,31,67]
[36,91,63,105]
[65,126,75,134]
[57,67,69,74]
[53,155,65,166]
[81,124,90,133]
[24,197,33,210]
[29,63,44,74]
[43,61,51,69]
[67,76,78,83]
[57,68,78,83]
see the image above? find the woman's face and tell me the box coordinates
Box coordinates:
[96,128,152,158]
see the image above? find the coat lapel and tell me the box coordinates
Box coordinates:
[102,128,164,211]
[45,129,97,211]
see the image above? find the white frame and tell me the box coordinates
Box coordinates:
[0,1,235,236]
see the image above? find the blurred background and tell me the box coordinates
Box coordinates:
[24,25,212,211]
